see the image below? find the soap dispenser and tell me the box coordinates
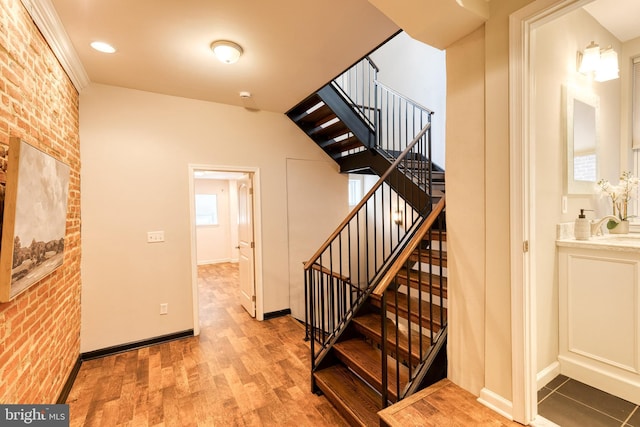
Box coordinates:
[575,209,591,240]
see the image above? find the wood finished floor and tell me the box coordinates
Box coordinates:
[66,263,349,426]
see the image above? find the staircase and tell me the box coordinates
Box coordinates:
[288,56,447,425]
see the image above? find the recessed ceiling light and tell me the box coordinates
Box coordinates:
[90,41,116,54]
[210,40,243,64]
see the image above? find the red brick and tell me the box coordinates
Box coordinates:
[0,0,80,404]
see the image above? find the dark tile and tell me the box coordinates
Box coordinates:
[538,392,622,427]
[538,387,553,403]
[557,379,636,422]
[627,407,640,427]
[546,374,570,390]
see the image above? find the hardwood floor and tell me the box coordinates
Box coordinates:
[66,263,349,426]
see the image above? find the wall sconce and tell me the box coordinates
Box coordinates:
[392,210,404,225]
[210,40,243,64]
[578,41,619,82]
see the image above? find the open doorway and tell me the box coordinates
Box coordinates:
[511,0,640,424]
[188,165,264,335]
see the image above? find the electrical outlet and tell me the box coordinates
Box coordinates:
[160,303,168,315]
[147,231,165,243]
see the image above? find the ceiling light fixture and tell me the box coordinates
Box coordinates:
[210,40,243,64]
[90,41,116,54]
[578,41,619,82]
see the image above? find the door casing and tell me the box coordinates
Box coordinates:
[188,164,264,336]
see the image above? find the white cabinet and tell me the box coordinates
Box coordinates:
[557,243,640,405]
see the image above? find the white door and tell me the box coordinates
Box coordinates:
[238,176,256,317]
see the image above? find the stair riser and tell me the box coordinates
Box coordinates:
[394,279,448,301]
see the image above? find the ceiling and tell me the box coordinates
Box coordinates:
[47,0,399,113]
[584,0,640,42]
[42,0,639,115]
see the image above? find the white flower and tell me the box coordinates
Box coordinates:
[596,171,638,220]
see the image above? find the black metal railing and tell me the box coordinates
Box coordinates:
[304,121,434,367]
[332,56,379,128]
[376,197,447,407]
[375,81,433,157]
[304,55,444,407]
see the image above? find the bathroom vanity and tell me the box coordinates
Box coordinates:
[556,234,640,405]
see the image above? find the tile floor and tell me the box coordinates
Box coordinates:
[538,375,640,426]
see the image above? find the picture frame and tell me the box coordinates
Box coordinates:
[0,137,70,302]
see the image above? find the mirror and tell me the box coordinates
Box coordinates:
[565,85,600,194]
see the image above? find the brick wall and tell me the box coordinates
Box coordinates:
[0,0,81,403]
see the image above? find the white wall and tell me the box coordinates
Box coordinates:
[286,159,348,320]
[194,179,233,265]
[533,8,622,383]
[370,32,447,168]
[447,0,535,402]
[446,25,487,397]
[80,83,346,352]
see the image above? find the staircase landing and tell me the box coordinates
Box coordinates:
[378,379,524,427]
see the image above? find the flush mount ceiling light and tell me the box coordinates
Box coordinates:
[90,41,116,54]
[578,41,619,82]
[210,40,243,64]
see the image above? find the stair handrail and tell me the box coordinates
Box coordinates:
[303,122,432,272]
[373,196,445,296]
[375,80,434,116]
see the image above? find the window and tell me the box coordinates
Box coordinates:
[195,194,218,225]
[348,178,362,206]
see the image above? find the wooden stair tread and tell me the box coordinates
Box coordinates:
[314,364,381,427]
[295,103,334,126]
[352,313,432,364]
[334,339,409,402]
[395,267,447,298]
[370,290,446,332]
[408,250,447,268]
[423,229,446,242]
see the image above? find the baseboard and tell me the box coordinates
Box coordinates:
[57,330,194,403]
[263,309,291,320]
[80,329,194,361]
[57,356,82,404]
[530,415,561,426]
[478,387,514,421]
[537,361,561,390]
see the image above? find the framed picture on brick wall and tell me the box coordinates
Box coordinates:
[0,137,70,302]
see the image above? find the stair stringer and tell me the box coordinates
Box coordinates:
[339,148,432,215]
[400,325,448,399]
[317,84,376,148]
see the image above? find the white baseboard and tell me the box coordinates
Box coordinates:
[478,388,513,421]
[537,361,561,390]
[530,415,561,427]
